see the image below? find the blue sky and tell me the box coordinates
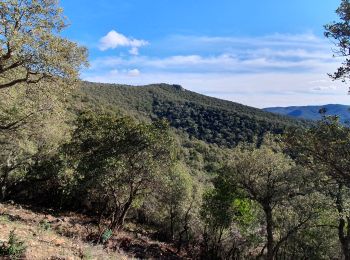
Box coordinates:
[60,0,348,108]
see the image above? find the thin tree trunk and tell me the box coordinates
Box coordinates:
[0,170,9,201]
[340,231,350,260]
[339,218,350,260]
[118,199,133,227]
[170,206,175,240]
[110,198,133,230]
[264,204,274,260]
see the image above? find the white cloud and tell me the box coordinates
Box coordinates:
[127,69,140,77]
[95,68,141,78]
[90,51,338,74]
[98,30,148,55]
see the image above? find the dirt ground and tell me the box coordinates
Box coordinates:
[0,203,184,260]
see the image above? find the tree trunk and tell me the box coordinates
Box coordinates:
[339,218,350,260]
[346,216,350,260]
[1,184,6,201]
[0,169,9,201]
[110,198,133,230]
[264,204,274,260]
[342,240,350,260]
[170,206,175,240]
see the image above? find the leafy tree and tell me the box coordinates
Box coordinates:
[0,81,72,201]
[225,141,313,260]
[200,169,253,259]
[285,116,350,259]
[156,163,194,241]
[147,162,203,254]
[0,0,87,200]
[65,111,176,230]
[325,0,350,82]
[0,0,88,90]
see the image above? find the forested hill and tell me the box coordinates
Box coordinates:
[77,82,307,147]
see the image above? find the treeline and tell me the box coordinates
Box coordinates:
[152,99,288,147]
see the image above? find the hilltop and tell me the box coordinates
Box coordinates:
[77,82,307,147]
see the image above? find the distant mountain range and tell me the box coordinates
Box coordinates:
[264,104,350,123]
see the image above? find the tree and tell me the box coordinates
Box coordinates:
[0,82,72,201]
[0,0,88,90]
[157,163,194,241]
[285,116,350,186]
[200,168,254,259]
[285,116,350,260]
[0,0,88,192]
[325,0,350,82]
[65,111,176,230]
[225,141,313,260]
[149,162,203,254]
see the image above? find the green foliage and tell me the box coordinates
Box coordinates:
[285,116,350,185]
[0,85,73,201]
[325,0,350,82]
[0,0,88,89]
[202,139,319,259]
[149,162,201,244]
[201,171,237,230]
[0,0,86,202]
[39,220,51,231]
[285,116,350,259]
[65,111,176,230]
[232,198,255,226]
[200,165,259,259]
[0,230,26,259]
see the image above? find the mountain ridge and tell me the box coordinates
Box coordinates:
[264,104,350,123]
[77,82,308,147]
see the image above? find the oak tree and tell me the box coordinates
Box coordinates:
[0,0,88,89]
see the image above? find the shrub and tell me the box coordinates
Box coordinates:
[39,220,51,231]
[0,230,26,259]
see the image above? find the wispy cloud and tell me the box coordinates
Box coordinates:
[98,30,148,55]
[151,33,331,55]
[92,33,337,73]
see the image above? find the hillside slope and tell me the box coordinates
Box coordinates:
[264,104,350,123]
[0,204,129,259]
[77,82,307,147]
